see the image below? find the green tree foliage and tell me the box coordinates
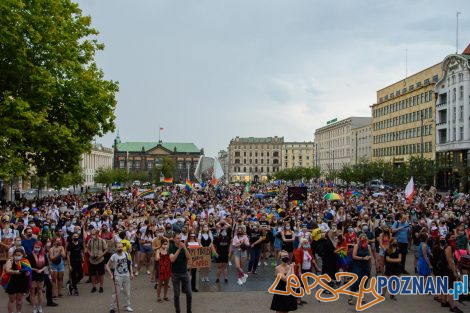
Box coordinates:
[0,0,118,179]
[161,157,176,179]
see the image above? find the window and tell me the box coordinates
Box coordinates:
[147,161,153,169]
[453,88,456,102]
[119,160,125,168]
[235,151,240,157]
[134,160,140,169]
[460,127,464,141]
[459,106,464,120]
[460,86,464,99]
[433,75,439,82]
[459,73,463,82]
[453,128,456,141]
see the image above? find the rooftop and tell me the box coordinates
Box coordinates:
[231,136,284,143]
[116,142,200,153]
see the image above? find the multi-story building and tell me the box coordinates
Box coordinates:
[314,117,371,174]
[217,150,229,181]
[281,142,315,169]
[113,134,203,182]
[351,123,372,165]
[371,63,442,165]
[435,44,470,192]
[228,136,283,182]
[81,143,114,186]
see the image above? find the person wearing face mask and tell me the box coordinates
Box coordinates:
[8,237,25,258]
[232,226,250,285]
[383,238,401,300]
[281,223,295,260]
[49,237,66,298]
[28,242,48,313]
[156,239,171,303]
[106,242,134,313]
[21,227,37,255]
[197,224,216,282]
[348,234,372,306]
[214,225,231,283]
[66,233,84,295]
[430,235,447,304]
[152,229,164,289]
[270,250,297,313]
[247,223,263,275]
[87,229,108,293]
[293,238,319,306]
[4,249,32,313]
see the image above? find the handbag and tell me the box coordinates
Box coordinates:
[455,249,470,269]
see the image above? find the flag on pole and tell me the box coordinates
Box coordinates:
[405,177,415,204]
[185,179,193,191]
[211,175,217,187]
[163,177,173,184]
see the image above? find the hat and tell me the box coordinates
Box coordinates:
[2,215,10,222]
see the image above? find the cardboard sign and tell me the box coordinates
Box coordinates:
[126,217,147,227]
[188,246,211,268]
[0,238,12,261]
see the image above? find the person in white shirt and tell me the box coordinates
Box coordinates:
[106,242,134,313]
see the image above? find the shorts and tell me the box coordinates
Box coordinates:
[89,261,105,276]
[50,260,65,272]
[233,249,246,259]
[140,245,153,254]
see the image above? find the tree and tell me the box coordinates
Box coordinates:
[0,0,118,179]
[94,167,114,186]
[407,156,436,187]
[161,157,176,179]
[338,166,354,185]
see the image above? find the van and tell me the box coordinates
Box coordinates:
[368,179,384,190]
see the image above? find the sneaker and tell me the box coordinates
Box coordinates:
[201,277,205,282]
[215,278,220,283]
[91,287,97,293]
[237,278,243,285]
[205,276,210,282]
[33,307,38,313]
[66,281,72,295]
[125,306,134,312]
[258,262,261,266]
[135,271,139,276]
[74,289,79,296]
[110,310,116,313]
[242,274,248,283]
[99,287,104,293]
[47,302,58,307]
[228,261,232,266]
[264,261,268,266]
[224,278,228,283]
[37,306,43,313]
[450,307,464,313]
[146,270,151,275]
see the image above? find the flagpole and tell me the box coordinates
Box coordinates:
[158,126,161,143]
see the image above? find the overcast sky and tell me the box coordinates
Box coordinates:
[77,0,469,156]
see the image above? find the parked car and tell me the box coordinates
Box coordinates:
[368,179,385,190]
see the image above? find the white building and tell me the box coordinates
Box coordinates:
[435,44,470,191]
[80,143,114,186]
[351,123,372,165]
[314,117,371,174]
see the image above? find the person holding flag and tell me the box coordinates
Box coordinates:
[3,248,32,313]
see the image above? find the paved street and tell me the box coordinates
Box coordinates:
[2,253,468,313]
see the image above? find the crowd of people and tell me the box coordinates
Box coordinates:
[0,181,469,313]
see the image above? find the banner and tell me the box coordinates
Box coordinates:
[188,246,211,268]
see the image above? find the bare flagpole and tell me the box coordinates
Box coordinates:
[456,12,462,54]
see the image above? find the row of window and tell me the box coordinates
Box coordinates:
[234,151,279,157]
[373,125,433,144]
[119,160,194,169]
[231,145,279,150]
[234,159,279,165]
[373,107,433,131]
[373,142,433,157]
[315,126,351,141]
[232,166,279,173]
[378,75,438,103]
[447,73,464,87]
[375,91,434,118]
[284,155,311,160]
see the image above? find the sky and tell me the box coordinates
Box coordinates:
[76,0,470,157]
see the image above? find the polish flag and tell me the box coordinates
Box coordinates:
[405,177,415,204]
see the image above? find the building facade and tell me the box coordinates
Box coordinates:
[228,136,283,182]
[113,137,203,182]
[81,143,114,186]
[217,150,229,181]
[371,63,442,164]
[351,123,372,165]
[281,142,315,169]
[435,45,470,192]
[314,117,371,174]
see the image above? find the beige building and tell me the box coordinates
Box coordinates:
[371,63,442,164]
[281,142,315,169]
[228,136,283,182]
[81,143,114,186]
[314,117,371,174]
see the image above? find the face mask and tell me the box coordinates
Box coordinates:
[362,227,368,232]
[221,231,227,236]
[303,244,310,249]
[285,226,290,230]
[51,226,56,230]
[117,249,123,253]
[95,219,100,222]
[439,240,446,245]
[391,243,398,247]
[14,256,22,262]
[348,228,353,233]
[281,256,289,263]
[34,248,41,253]
[26,233,32,238]
[43,226,49,231]
[73,238,79,242]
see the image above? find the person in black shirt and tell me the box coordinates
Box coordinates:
[66,233,84,295]
[247,224,263,274]
[169,233,192,313]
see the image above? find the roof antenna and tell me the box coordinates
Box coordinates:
[456,12,462,54]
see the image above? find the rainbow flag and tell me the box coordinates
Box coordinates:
[185,179,192,191]
[163,177,173,184]
[137,189,155,198]
[1,259,32,290]
[292,200,302,206]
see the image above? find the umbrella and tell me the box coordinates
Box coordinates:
[346,191,360,198]
[160,191,171,196]
[254,193,265,199]
[324,192,343,201]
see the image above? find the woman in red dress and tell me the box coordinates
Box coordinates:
[156,238,171,303]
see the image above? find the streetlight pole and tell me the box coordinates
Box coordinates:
[355,131,358,165]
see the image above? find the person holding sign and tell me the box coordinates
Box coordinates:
[169,233,192,313]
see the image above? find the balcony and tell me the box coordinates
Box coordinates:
[436,101,447,109]
[436,121,447,130]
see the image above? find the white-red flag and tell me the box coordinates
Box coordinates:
[405,177,414,204]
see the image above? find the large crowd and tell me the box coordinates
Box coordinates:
[0,182,469,313]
